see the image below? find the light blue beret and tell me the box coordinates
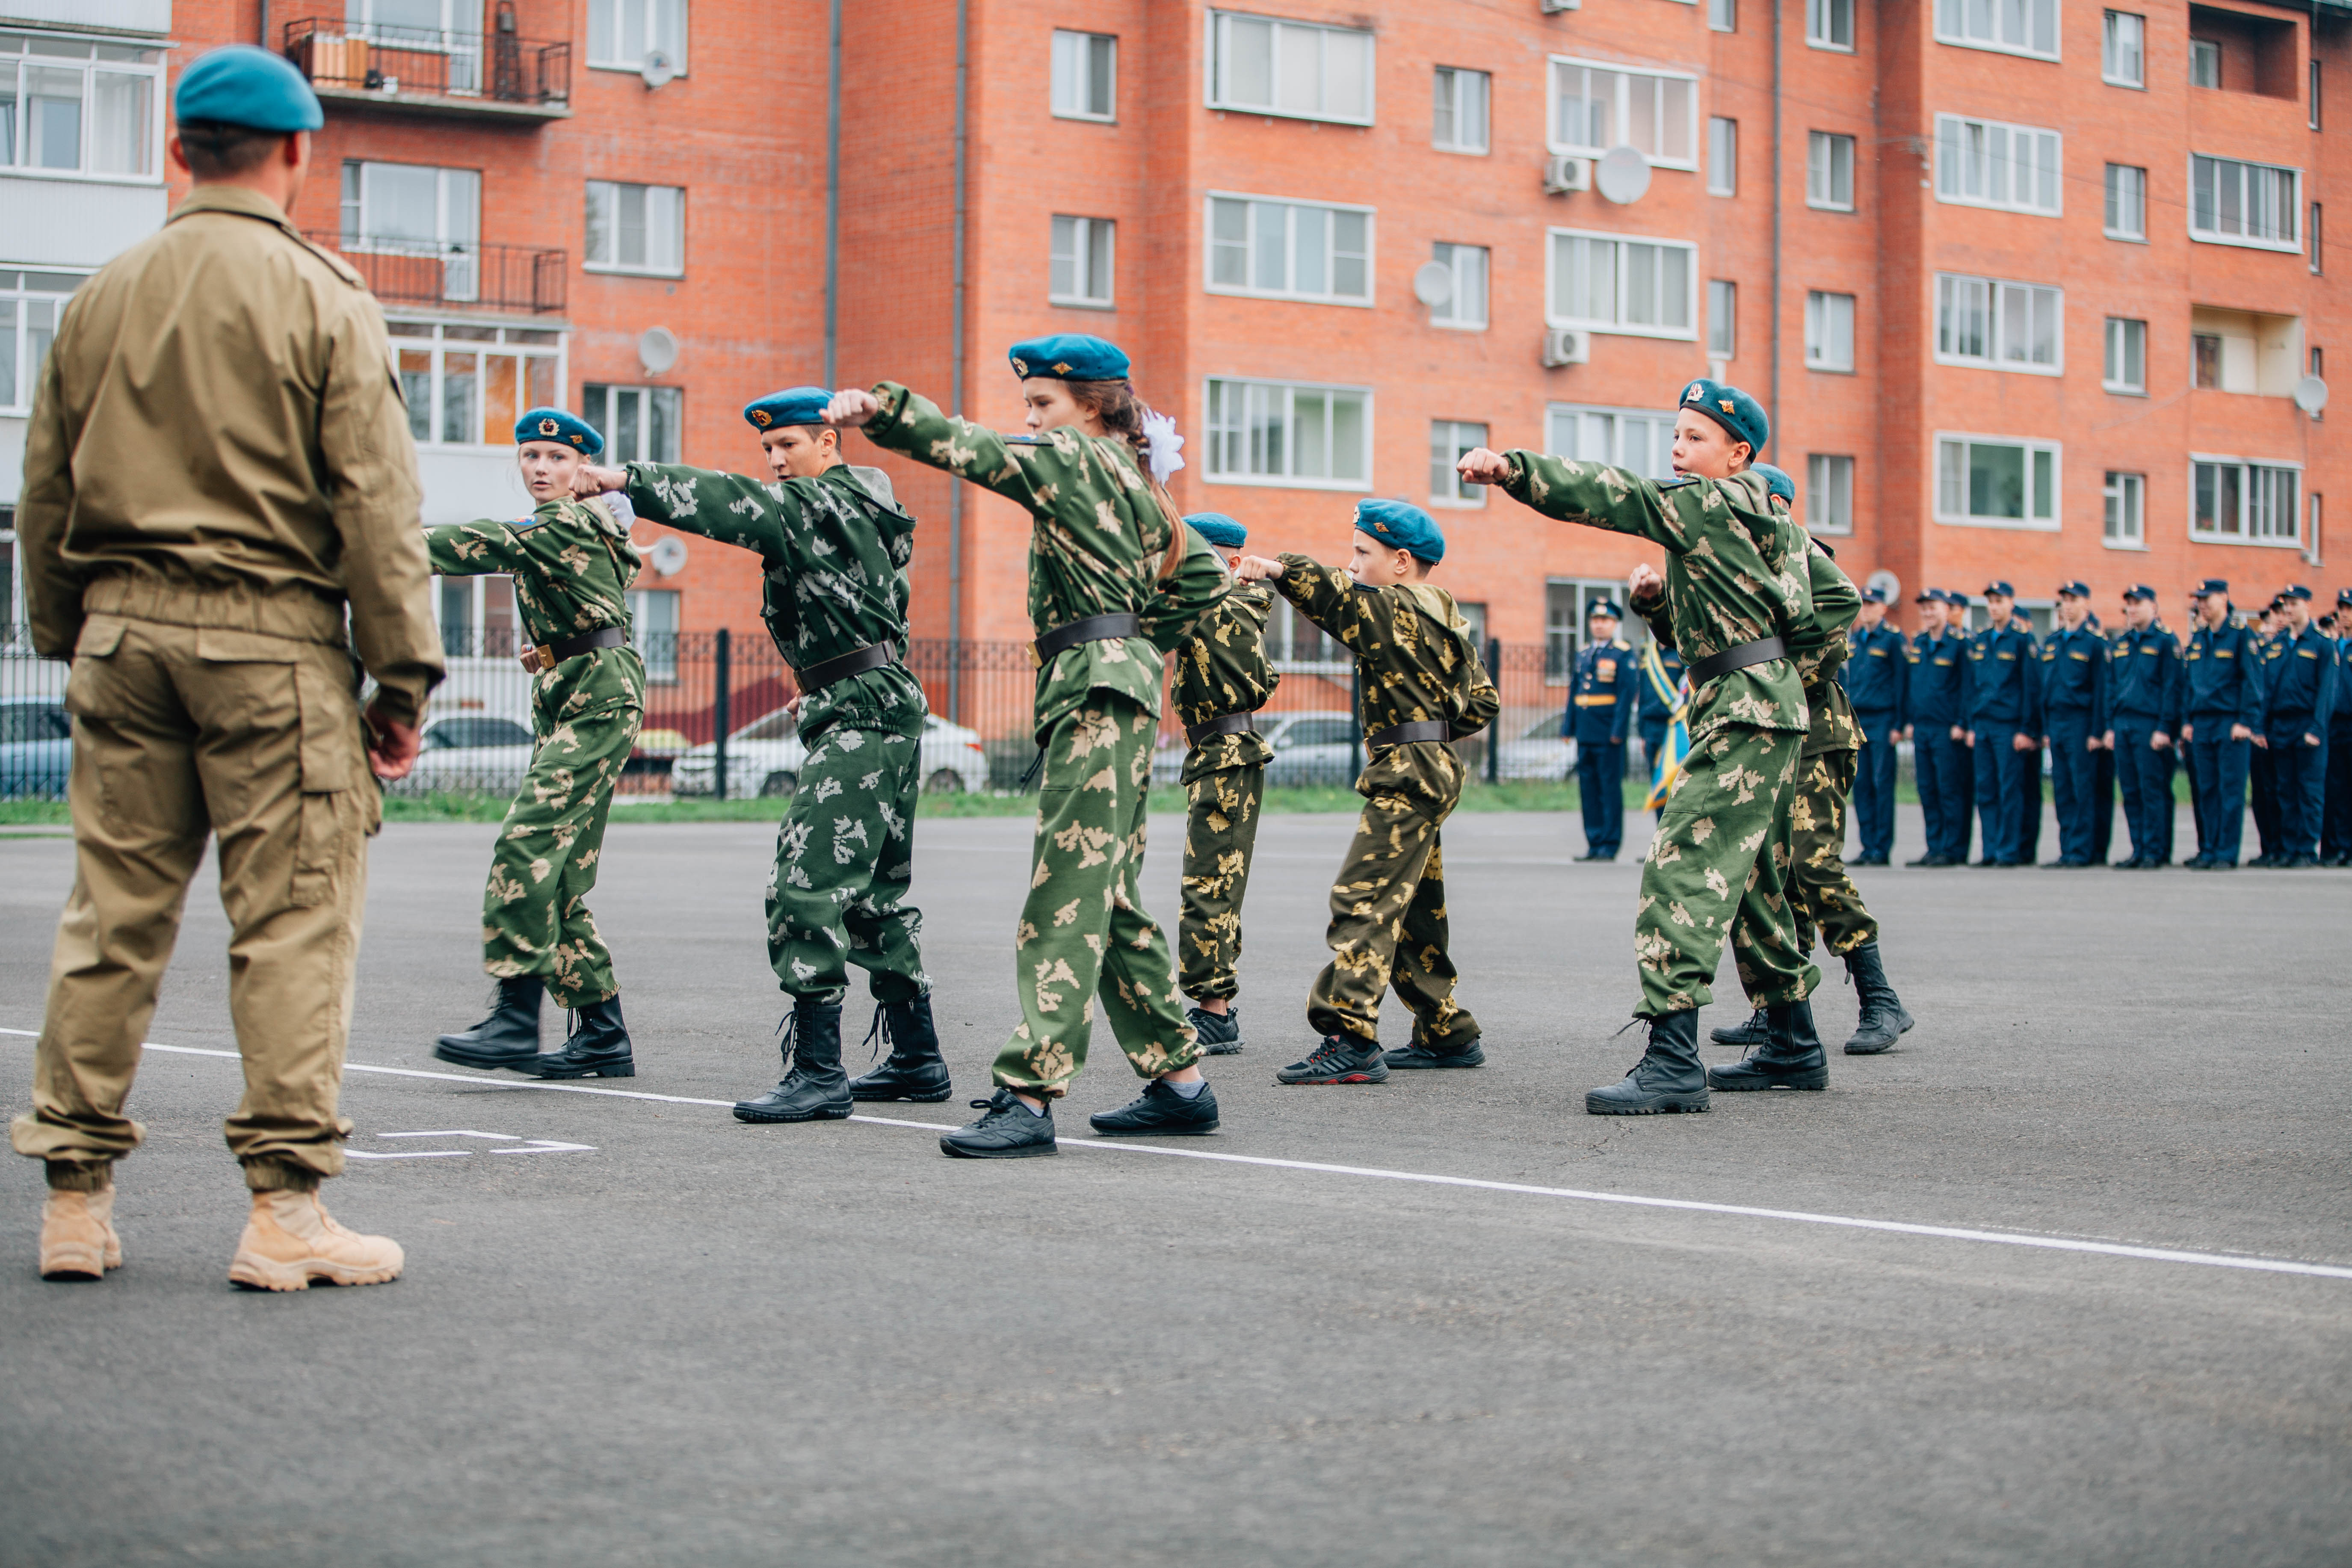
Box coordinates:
[1354,498,1444,564]
[515,406,602,454]
[175,45,324,133]
[1185,512,1246,549]
[743,387,832,430]
[1008,333,1129,382]
[1750,463,1796,505]
[1678,377,1770,458]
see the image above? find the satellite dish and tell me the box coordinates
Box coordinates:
[1595,145,1651,205]
[648,536,688,577]
[1412,261,1454,308]
[1867,569,1901,605]
[637,326,679,376]
[639,49,676,89]
[2293,375,2329,415]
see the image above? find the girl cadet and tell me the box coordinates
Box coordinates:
[825,334,1231,1159]
[430,408,647,1080]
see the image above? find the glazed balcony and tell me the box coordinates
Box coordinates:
[303,233,568,314]
[282,16,571,122]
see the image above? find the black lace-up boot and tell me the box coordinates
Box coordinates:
[1707,1008,1769,1048]
[1707,1000,1829,1091]
[846,994,952,1103]
[1585,1011,1710,1115]
[734,1000,852,1122]
[434,977,544,1071]
[526,995,635,1079]
[1840,942,1915,1055]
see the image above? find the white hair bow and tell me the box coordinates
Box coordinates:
[1141,410,1186,486]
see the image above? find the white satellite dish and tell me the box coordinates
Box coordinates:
[637,326,679,376]
[1867,569,1901,605]
[1595,145,1651,205]
[639,49,676,89]
[2293,375,2329,415]
[648,536,688,577]
[1412,261,1454,308]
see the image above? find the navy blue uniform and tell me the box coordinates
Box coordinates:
[1906,628,1973,862]
[2264,624,2338,859]
[2181,618,2265,865]
[2249,633,2287,860]
[1841,620,1908,862]
[2039,622,2109,864]
[2326,631,2352,863]
[1967,622,2043,863]
[2106,621,2181,864]
[1633,642,1684,818]
[1564,638,1634,858]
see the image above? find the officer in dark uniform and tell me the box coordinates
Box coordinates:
[2263,585,2337,867]
[2086,609,2119,865]
[1633,631,1686,820]
[2104,586,2180,868]
[1565,599,1634,861]
[1965,582,2041,865]
[1842,586,1907,866]
[2248,599,2289,864]
[2039,582,2108,867]
[2326,589,2352,866]
[1904,589,1973,865]
[2180,579,2265,869]
[2012,604,2050,865]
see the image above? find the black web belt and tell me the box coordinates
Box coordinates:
[1686,635,1787,687]
[1366,719,1451,750]
[1033,612,1143,663]
[520,625,625,672]
[794,641,895,693]
[1185,711,1260,748]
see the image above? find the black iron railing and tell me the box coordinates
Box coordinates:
[303,232,567,314]
[283,15,570,107]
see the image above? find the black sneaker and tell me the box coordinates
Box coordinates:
[939,1089,1057,1159]
[1089,1078,1220,1136]
[1384,1037,1485,1069]
[1275,1036,1388,1085]
[1186,1005,1244,1055]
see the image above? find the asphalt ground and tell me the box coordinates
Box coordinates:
[1,799,2347,1568]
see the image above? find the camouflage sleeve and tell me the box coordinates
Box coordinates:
[15,340,80,658]
[1630,589,1676,652]
[1453,640,1500,738]
[621,461,794,565]
[1495,451,1689,552]
[1272,553,1359,645]
[860,382,1066,517]
[1140,523,1233,653]
[423,518,529,577]
[1797,538,1861,659]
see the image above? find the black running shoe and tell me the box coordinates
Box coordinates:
[1186,1005,1244,1055]
[1275,1036,1388,1085]
[1384,1037,1485,1069]
[939,1089,1057,1159]
[1089,1078,1221,1136]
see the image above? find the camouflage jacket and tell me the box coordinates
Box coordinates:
[1498,454,1813,742]
[1172,579,1279,775]
[424,494,645,727]
[621,460,926,740]
[859,383,1229,737]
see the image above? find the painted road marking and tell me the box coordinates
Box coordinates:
[349,1130,597,1160]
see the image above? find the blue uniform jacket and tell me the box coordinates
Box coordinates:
[1965,623,2042,732]
[1562,639,1636,746]
[1905,629,1971,730]
[2180,619,2265,731]
[2039,623,2108,733]
[1842,621,1909,721]
[2336,637,2352,736]
[2107,622,2181,730]
[1635,643,1685,727]
[2263,625,2338,740]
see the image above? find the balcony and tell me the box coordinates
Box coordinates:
[305,234,567,314]
[283,17,571,122]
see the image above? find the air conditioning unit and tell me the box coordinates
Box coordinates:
[1542,327,1591,368]
[1539,0,1580,11]
[1544,155,1592,194]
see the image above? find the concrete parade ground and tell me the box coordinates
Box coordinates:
[0,802,2346,1567]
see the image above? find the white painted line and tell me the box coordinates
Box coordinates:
[379,1130,522,1140]
[345,1149,473,1161]
[3,1027,2345,1282]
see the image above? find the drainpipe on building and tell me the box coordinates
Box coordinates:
[946,0,969,723]
[1769,0,1783,439]
[823,0,841,388]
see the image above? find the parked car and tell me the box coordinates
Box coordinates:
[1492,713,1575,782]
[670,708,992,799]
[392,713,538,796]
[0,698,71,799]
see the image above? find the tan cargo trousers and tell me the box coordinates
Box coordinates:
[11,607,378,1193]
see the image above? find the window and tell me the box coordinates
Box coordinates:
[1206,195,1371,305]
[1203,377,1371,488]
[2103,12,2145,86]
[2312,203,2323,275]
[1548,57,1698,168]
[1546,579,1647,681]
[2103,317,2147,393]
[584,181,684,275]
[2190,155,2300,251]
[1207,12,1373,125]
[1547,229,1696,338]
[385,320,562,448]
[1708,279,1736,358]
[1710,0,1737,31]
[2103,472,2145,547]
[1935,0,2057,59]
[0,33,161,180]
[1935,114,2062,215]
[1934,274,2062,373]
[2313,60,2323,131]
[1546,403,1678,481]
[1433,66,1488,153]
[438,575,518,658]
[1428,242,1488,329]
[2191,459,2300,544]
[589,0,685,71]
[1708,116,1737,195]
[2104,163,2148,239]
[2189,38,2220,89]
[1805,290,1855,371]
[1431,420,1489,507]
[582,384,680,464]
[1935,434,2059,528]
[1805,455,1855,533]
[0,269,80,414]
[1807,131,1855,210]
[1050,215,1114,307]
[1807,0,1854,50]
[1265,601,1348,671]
[1051,30,1116,120]
[2193,331,2223,389]
[627,589,680,683]
[341,160,483,297]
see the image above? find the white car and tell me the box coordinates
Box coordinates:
[392,713,538,796]
[670,709,992,799]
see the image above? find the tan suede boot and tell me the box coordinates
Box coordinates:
[39,1188,123,1281]
[228,1190,404,1292]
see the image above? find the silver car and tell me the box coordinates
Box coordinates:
[670,708,993,799]
[392,713,538,796]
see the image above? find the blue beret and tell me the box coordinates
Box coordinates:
[1008,333,1129,382]
[175,45,323,133]
[2056,580,2091,598]
[1185,512,1247,549]
[743,387,832,431]
[2192,578,2229,597]
[1984,580,2016,597]
[515,406,602,454]
[2123,584,2157,602]
[1587,598,1624,619]
[1353,498,1444,564]
[2278,583,2313,601]
[1750,462,1796,505]
[1677,377,1769,457]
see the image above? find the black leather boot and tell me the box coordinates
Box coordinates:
[1586,1011,1710,1115]
[735,1001,853,1122]
[846,994,952,1103]
[1707,1000,1829,1091]
[1708,1008,1769,1048]
[527,996,634,1079]
[1840,941,1915,1055]
[434,976,543,1071]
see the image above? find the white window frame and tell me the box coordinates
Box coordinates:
[1710,0,1738,32]
[1545,228,1698,340]
[1806,454,1855,534]
[1430,420,1489,508]
[2104,163,2148,240]
[1933,272,2064,376]
[2188,455,2303,547]
[582,382,683,464]
[1205,10,1375,127]
[1049,215,1115,308]
[2102,11,2145,88]
[1707,278,1736,359]
[386,319,567,452]
[1935,113,2063,216]
[1433,65,1489,154]
[342,160,484,299]
[2103,470,2147,549]
[2189,38,2221,89]
[2188,154,2303,254]
[1545,402,1680,482]
[625,587,682,683]
[0,266,85,416]
[1205,192,1374,307]
[1708,115,1737,196]
[2103,317,2147,393]
[1050,30,1117,121]
[583,180,686,277]
[1805,290,1856,372]
[1428,242,1488,331]
[587,0,686,74]
[1933,431,2062,531]
[1547,55,1700,171]
[1202,376,1374,491]
[0,31,166,184]
[1933,0,2058,61]
[1807,0,1855,52]
[1807,130,1855,210]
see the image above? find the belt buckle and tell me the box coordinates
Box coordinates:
[518,645,553,673]
[1027,642,1042,669]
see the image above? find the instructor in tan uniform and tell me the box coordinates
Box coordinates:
[11,47,443,1291]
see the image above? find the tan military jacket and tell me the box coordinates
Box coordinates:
[18,184,442,723]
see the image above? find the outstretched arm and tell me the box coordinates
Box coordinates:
[580,460,795,563]
[1460,447,1690,553]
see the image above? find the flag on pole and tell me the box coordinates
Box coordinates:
[1639,641,1692,811]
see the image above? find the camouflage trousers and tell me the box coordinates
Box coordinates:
[483,704,640,1007]
[1178,760,1263,1002]
[767,724,928,1005]
[1307,792,1481,1052]
[997,698,1199,1098]
[1790,747,1879,958]
[1635,723,1817,1017]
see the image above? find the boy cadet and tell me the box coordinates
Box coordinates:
[575,388,944,1121]
[2104,586,2181,868]
[1633,625,1687,816]
[1565,600,1635,860]
[1964,583,2042,866]
[1843,586,1908,867]
[1903,589,1975,866]
[2325,589,2352,866]
[2262,585,2337,866]
[1170,512,1278,1057]
[1460,379,1834,1115]
[15,46,441,1288]
[1232,500,1499,1084]
[825,334,1231,1157]
[429,409,647,1079]
[2040,582,2109,867]
[2180,579,2265,869]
